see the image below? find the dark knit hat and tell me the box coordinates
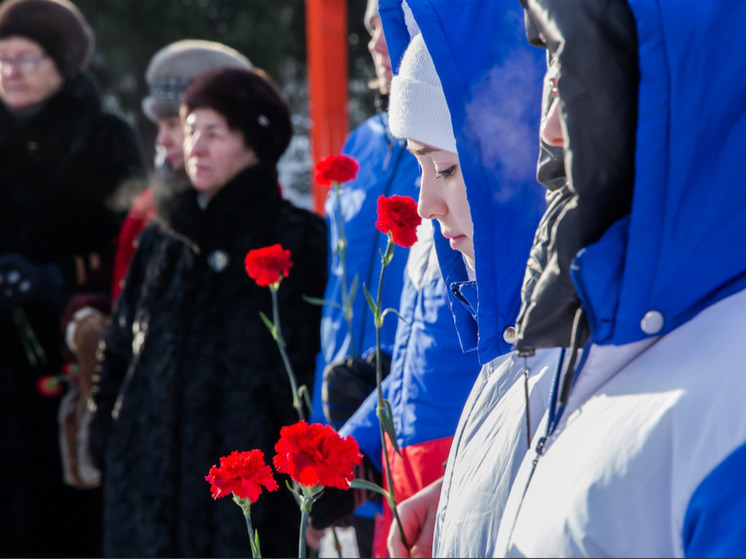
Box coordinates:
[183,67,292,163]
[0,0,94,80]
[142,39,252,122]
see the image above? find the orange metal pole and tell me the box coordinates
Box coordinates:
[306,0,349,215]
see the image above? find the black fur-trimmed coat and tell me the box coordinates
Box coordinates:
[90,162,327,558]
[0,72,145,557]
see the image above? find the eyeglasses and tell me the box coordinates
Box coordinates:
[0,53,48,74]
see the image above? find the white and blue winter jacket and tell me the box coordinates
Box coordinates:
[494,0,746,556]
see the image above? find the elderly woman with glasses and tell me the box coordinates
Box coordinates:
[0,0,146,557]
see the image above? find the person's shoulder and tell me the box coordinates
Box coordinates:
[82,110,145,173]
[274,201,327,258]
[88,111,139,141]
[278,200,326,232]
[135,218,166,247]
[343,114,390,152]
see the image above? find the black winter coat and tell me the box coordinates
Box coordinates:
[0,73,145,557]
[90,162,328,558]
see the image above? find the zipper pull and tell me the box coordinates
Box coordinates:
[535,435,547,457]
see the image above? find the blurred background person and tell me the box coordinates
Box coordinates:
[69,40,253,383]
[0,0,146,556]
[61,38,254,524]
[110,38,253,300]
[89,66,327,558]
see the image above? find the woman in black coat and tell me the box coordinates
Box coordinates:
[0,1,146,556]
[90,67,328,558]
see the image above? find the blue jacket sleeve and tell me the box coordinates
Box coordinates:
[683,441,746,557]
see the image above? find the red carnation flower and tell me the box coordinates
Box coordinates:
[61,362,80,379]
[244,244,293,287]
[375,195,422,248]
[205,450,279,503]
[273,421,362,490]
[37,375,63,397]
[314,154,360,186]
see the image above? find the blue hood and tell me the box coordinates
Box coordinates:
[379,0,547,364]
[569,0,746,345]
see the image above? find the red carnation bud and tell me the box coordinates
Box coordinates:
[273,421,362,490]
[205,449,279,503]
[37,375,63,397]
[314,154,360,186]
[244,244,293,287]
[375,195,422,248]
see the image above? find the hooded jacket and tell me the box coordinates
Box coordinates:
[347,2,560,556]
[89,163,327,558]
[493,0,746,556]
[380,0,547,365]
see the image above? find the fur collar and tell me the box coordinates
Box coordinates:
[153,161,283,250]
[0,72,102,145]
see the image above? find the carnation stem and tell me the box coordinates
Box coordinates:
[298,489,317,559]
[373,235,410,554]
[12,306,47,366]
[270,286,305,422]
[333,183,356,358]
[244,512,261,558]
[299,510,309,558]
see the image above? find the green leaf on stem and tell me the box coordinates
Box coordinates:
[302,295,342,309]
[380,234,395,266]
[348,274,359,303]
[381,307,409,325]
[349,478,391,499]
[259,311,278,340]
[12,306,47,366]
[362,283,379,321]
[251,529,262,558]
[285,479,301,501]
[298,384,313,416]
[376,399,402,455]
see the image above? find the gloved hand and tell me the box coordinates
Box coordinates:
[309,453,383,530]
[322,351,391,429]
[0,253,64,309]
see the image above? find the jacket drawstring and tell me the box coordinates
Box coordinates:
[545,305,588,440]
[521,355,532,450]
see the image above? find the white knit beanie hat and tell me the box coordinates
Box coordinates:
[389,32,457,153]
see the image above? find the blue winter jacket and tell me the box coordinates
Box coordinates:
[379,0,547,366]
[310,111,420,425]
